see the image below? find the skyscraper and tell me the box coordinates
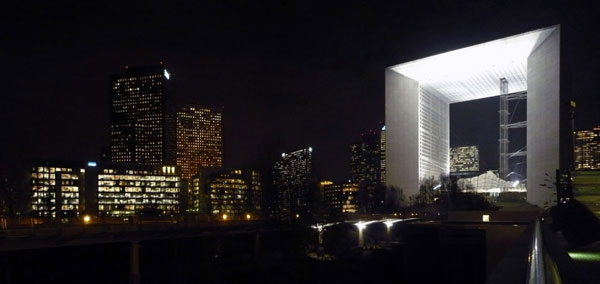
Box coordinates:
[575,127,600,170]
[109,65,176,166]
[351,130,382,184]
[350,129,384,213]
[176,105,223,179]
[273,147,313,219]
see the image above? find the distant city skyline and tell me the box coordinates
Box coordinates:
[4,1,599,183]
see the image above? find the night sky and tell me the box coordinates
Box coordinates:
[3,0,599,181]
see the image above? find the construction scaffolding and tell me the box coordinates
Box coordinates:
[498,78,527,179]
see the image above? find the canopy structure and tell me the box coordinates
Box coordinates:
[385,25,563,207]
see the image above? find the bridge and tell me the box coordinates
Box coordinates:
[2,208,600,284]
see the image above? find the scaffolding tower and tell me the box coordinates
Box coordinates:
[498,78,527,179]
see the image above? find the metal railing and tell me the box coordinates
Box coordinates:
[526,219,546,284]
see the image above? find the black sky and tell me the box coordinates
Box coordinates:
[3,0,600,181]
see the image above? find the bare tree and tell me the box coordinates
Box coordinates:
[0,165,31,218]
[385,185,405,212]
[414,176,436,206]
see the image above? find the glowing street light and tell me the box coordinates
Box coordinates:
[354,220,377,230]
[246,213,251,220]
[222,214,228,221]
[83,215,91,224]
[383,219,402,229]
[354,221,377,247]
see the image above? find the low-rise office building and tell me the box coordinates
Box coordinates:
[30,161,181,217]
[324,182,359,214]
[191,168,262,219]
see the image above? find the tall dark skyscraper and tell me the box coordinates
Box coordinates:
[273,147,313,219]
[109,65,176,165]
[176,105,224,179]
[351,130,382,184]
[350,129,385,213]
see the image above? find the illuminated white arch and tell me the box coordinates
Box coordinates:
[385,25,563,207]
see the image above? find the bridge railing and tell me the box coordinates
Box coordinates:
[487,217,589,284]
[0,216,265,240]
[525,219,548,284]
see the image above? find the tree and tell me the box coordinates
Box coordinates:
[385,185,405,212]
[414,176,436,206]
[0,165,31,218]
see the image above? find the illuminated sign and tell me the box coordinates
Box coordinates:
[88,161,97,167]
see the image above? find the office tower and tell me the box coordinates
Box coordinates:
[575,127,600,170]
[109,65,176,166]
[273,147,313,219]
[191,168,262,219]
[351,130,382,184]
[323,182,359,214]
[31,161,86,217]
[176,105,223,180]
[31,161,181,217]
[450,146,480,174]
[350,130,384,213]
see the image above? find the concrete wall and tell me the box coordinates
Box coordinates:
[385,70,420,197]
[527,27,561,207]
